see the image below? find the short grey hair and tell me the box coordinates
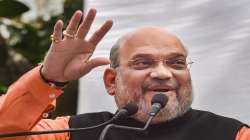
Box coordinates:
[109,30,189,68]
[109,38,122,68]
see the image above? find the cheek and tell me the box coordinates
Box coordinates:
[174,70,191,85]
[174,70,192,101]
[121,69,149,91]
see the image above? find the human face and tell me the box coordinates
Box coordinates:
[113,27,193,124]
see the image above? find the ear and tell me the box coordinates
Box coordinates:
[103,68,116,96]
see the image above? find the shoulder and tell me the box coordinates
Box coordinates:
[191,109,247,133]
[192,109,244,125]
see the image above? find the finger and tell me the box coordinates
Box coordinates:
[64,10,83,39]
[87,57,110,68]
[89,20,113,46]
[79,57,110,75]
[52,20,63,44]
[76,8,96,39]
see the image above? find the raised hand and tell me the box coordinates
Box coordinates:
[41,8,113,82]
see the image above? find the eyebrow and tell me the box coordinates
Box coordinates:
[130,54,153,60]
[165,53,187,59]
[130,53,187,60]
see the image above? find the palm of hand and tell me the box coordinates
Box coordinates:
[42,9,113,82]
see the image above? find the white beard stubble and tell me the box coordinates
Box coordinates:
[114,71,193,124]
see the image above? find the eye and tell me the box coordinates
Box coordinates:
[168,59,187,69]
[130,59,154,70]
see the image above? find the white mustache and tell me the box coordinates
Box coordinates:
[142,80,179,93]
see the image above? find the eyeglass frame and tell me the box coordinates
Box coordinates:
[111,56,194,70]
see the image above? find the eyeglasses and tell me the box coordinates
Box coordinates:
[127,57,194,70]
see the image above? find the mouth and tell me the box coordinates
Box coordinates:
[148,85,175,93]
[152,89,171,92]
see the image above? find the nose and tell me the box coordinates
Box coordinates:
[150,63,173,79]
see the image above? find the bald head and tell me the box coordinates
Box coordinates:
[106,27,192,124]
[110,26,187,68]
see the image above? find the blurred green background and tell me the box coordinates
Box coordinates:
[0,0,83,117]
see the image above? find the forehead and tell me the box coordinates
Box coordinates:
[119,28,187,60]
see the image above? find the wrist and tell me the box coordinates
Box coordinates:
[39,65,69,88]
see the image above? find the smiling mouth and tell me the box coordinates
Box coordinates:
[152,89,171,92]
[149,86,175,92]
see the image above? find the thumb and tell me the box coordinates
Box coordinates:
[87,57,110,68]
[79,57,110,76]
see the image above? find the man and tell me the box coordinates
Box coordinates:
[0,8,249,140]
